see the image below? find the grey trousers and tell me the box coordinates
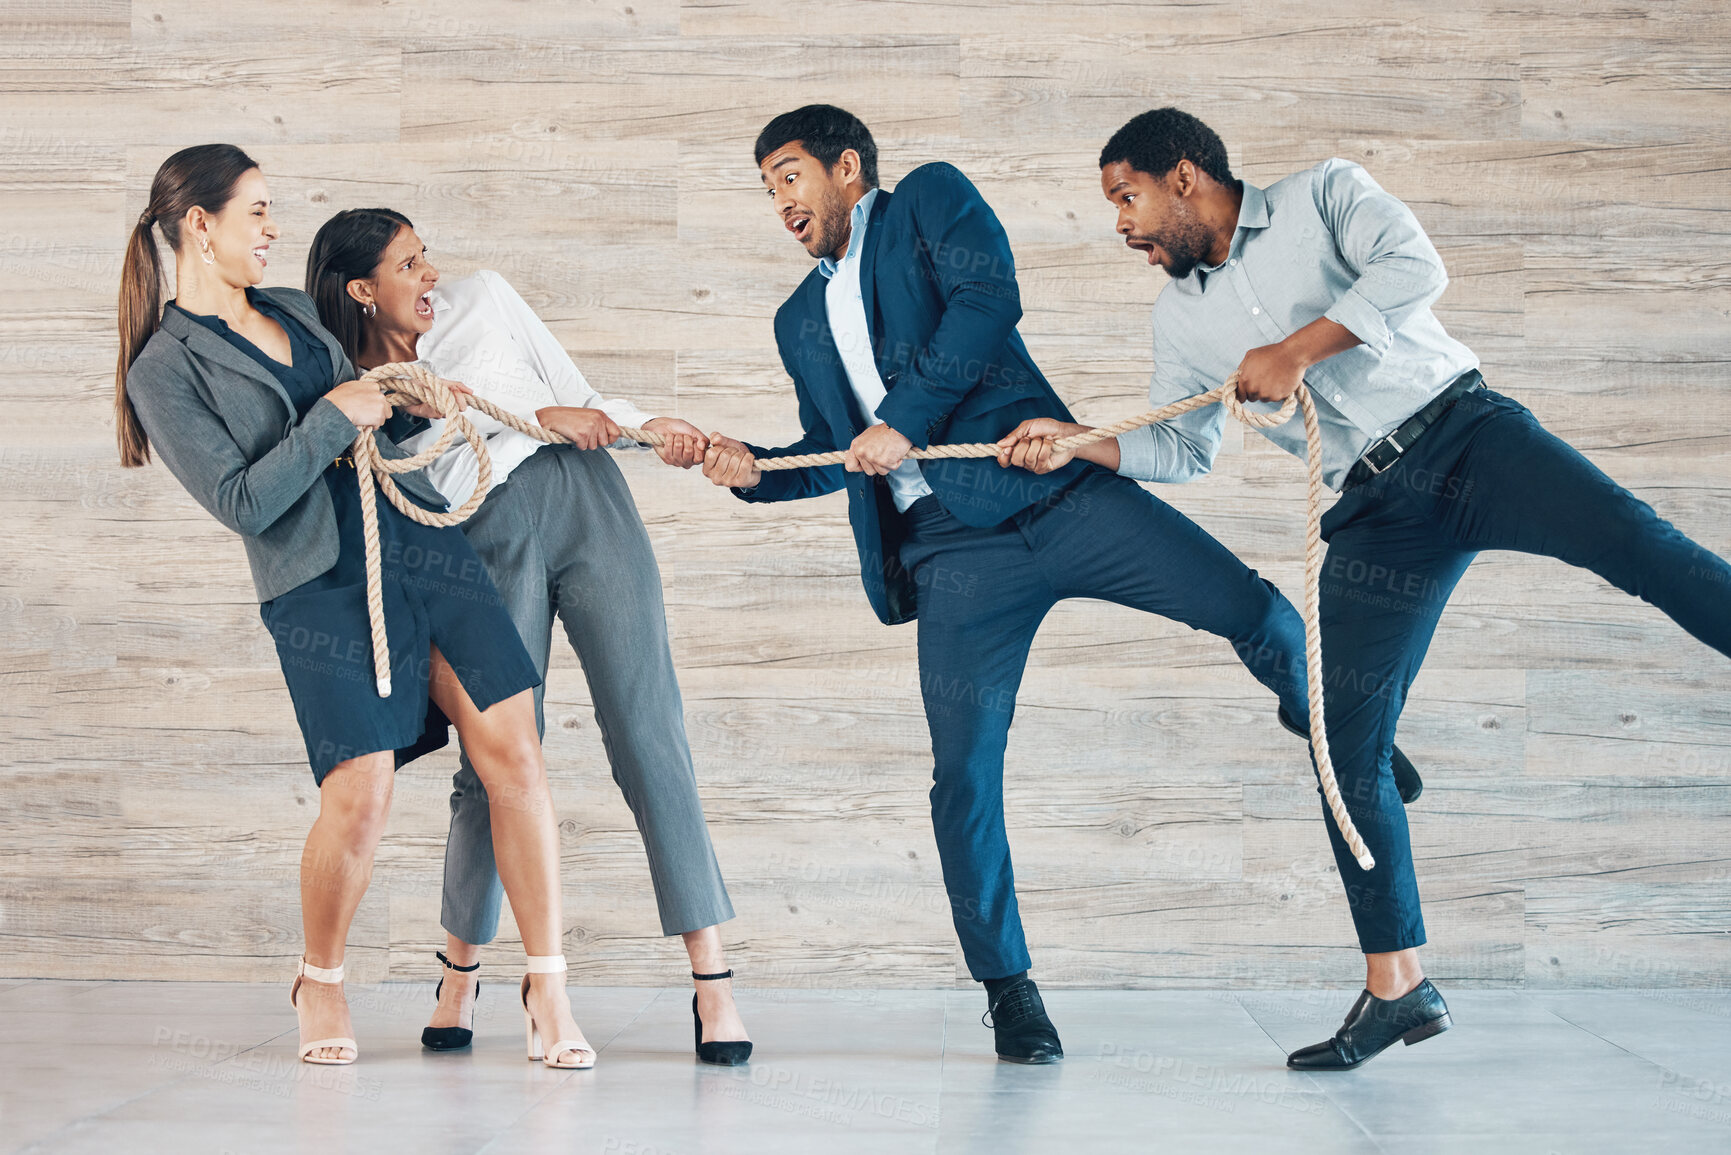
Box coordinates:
[440,444,735,941]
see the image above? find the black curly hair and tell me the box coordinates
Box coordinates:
[1099,108,1236,187]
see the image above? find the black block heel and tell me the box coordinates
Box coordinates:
[421,950,480,1051]
[692,969,752,1066]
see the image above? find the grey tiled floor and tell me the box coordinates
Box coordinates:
[5,980,1730,1153]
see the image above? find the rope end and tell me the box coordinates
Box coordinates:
[1355,851,1376,871]
[376,674,392,699]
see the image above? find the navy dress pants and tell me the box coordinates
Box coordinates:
[899,466,1311,980]
[1315,387,1731,953]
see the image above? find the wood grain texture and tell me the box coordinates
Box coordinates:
[0,3,1727,988]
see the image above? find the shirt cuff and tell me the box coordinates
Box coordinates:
[1324,289,1393,357]
[1112,424,1162,482]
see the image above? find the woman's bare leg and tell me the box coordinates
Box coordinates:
[297,751,395,1060]
[426,646,586,1060]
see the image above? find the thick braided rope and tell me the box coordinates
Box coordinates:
[348,364,495,698]
[749,379,1369,867]
[348,362,1373,870]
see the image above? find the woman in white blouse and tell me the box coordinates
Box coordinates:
[308,208,750,1066]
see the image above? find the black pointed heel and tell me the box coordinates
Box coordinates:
[692,969,752,1066]
[421,950,480,1052]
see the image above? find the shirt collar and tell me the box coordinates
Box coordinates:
[1236,181,1269,232]
[817,187,880,280]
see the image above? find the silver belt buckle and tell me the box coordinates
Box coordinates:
[1360,428,1406,475]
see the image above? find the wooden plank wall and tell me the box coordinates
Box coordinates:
[0,0,1727,988]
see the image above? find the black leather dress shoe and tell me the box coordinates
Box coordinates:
[1278,707,1423,804]
[984,977,1063,1064]
[1286,979,1451,1071]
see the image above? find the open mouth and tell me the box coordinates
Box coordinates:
[414,289,434,319]
[1126,237,1161,266]
[786,214,813,244]
[252,245,269,268]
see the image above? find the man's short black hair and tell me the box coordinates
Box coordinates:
[754,104,879,189]
[1099,108,1235,188]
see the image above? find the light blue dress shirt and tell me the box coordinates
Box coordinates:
[1114,159,1479,491]
[818,187,935,512]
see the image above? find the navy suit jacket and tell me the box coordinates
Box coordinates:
[737,162,1091,625]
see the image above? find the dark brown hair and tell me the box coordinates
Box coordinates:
[306,208,414,369]
[115,143,260,467]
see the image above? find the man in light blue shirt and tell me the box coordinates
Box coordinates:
[1108,155,1480,491]
[999,106,1731,1073]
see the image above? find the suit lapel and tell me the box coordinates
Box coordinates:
[856,187,892,358]
[158,304,298,421]
[797,271,863,437]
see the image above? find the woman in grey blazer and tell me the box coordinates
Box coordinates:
[117,144,597,1070]
[307,209,751,1065]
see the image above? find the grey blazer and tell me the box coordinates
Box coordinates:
[125,286,447,603]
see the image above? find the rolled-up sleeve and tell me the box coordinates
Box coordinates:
[1315,158,1449,358]
[1115,311,1224,484]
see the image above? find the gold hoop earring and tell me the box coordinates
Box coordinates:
[199,243,214,267]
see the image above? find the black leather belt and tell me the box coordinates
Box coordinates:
[1341,369,1484,491]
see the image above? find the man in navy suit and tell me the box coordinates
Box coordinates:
[702,105,1417,1062]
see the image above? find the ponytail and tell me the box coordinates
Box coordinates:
[116,211,163,467]
[115,143,260,467]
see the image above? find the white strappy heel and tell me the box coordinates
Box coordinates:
[520,955,595,1069]
[290,958,357,1065]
